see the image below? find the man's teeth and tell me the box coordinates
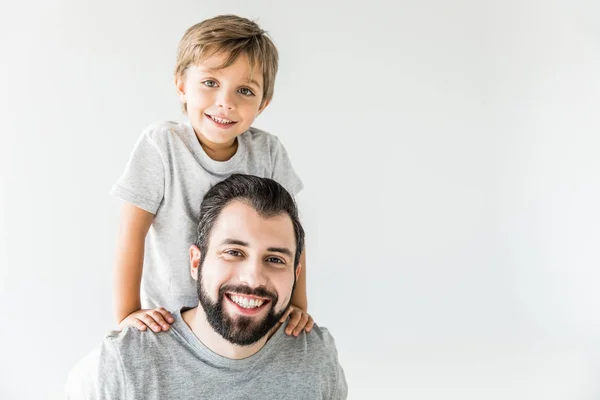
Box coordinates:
[230,295,264,309]
[210,115,234,124]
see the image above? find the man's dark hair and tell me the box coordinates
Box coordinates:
[196,174,305,268]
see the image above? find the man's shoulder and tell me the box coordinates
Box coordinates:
[279,322,341,366]
[66,324,188,398]
[65,330,129,398]
[103,325,176,356]
[302,323,338,348]
[74,326,178,369]
[275,322,346,397]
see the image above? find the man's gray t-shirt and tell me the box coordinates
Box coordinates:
[66,309,347,399]
[110,121,303,311]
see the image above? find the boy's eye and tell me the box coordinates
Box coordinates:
[203,80,218,88]
[238,87,254,96]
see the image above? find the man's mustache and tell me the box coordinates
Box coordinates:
[219,284,277,302]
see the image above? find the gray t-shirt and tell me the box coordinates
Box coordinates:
[110,121,303,311]
[66,309,347,399]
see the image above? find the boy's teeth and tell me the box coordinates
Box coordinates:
[210,115,233,124]
[230,295,264,309]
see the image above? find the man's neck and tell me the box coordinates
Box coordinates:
[181,307,281,360]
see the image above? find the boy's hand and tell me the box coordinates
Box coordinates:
[119,307,174,332]
[279,305,314,336]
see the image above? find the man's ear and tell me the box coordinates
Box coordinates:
[295,262,302,281]
[175,75,187,103]
[190,245,202,280]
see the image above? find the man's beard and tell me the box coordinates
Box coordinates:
[197,275,293,346]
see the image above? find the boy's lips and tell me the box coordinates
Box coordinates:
[205,113,238,127]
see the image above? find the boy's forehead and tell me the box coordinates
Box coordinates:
[194,52,263,86]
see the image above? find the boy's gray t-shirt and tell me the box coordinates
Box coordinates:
[66,309,347,399]
[110,121,303,311]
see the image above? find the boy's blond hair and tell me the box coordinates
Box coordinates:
[175,15,279,113]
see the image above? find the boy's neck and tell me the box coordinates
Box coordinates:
[182,306,281,360]
[193,129,238,162]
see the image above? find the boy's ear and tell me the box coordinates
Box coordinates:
[175,76,186,103]
[257,97,271,116]
[190,245,202,280]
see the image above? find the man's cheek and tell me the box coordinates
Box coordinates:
[275,293,291,312]
[204,270,225,297]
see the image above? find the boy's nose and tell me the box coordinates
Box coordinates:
[216,90,235,110]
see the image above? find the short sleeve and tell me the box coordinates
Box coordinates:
[110,129,165,214]
[332,360,348,400]
[65,338,126,400]
[319,327,348,400]
[270,138,303,197]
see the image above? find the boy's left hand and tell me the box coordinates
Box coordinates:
[280,305,314,336]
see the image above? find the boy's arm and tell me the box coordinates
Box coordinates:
[291,248,308,311]
[282,247,314,335]
[114,203,173,331]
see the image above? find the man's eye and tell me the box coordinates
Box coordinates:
[266,257,284,265]
[225,250,242,257]
[238,87,254,96]
[203,80,218,88]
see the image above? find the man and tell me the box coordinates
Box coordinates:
[66,174,347,399]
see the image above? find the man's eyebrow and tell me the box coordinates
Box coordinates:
[267,247,294,259]
[219,239,293,259]
[220,239,249,247]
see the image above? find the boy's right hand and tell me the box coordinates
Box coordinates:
[119,307,174,332]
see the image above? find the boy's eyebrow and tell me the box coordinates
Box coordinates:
[219,239,294,259]
[196,69,262,88]
[244,78,262,88]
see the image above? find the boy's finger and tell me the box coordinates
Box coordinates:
[157,308,174,323]
[135,319,147,331]
[279,306,293,323]
[139,314,161,332]
[286,312,302,334]
[293,315,309,336]
[305,317,314,332]
[149,310,170,330]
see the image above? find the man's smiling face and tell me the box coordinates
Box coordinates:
[190,200,299,346]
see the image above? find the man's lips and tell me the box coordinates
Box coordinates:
[225,292,270,302]
[224,293,271,315]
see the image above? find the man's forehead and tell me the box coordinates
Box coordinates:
[210,201,295,247]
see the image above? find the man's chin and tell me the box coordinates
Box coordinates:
[221,307,284,346]
[197,285,286,346]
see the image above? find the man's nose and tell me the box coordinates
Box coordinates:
[237,259,267,287]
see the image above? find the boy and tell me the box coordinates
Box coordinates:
[111,15,312,336]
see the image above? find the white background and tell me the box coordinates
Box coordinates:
[1,0,600,399]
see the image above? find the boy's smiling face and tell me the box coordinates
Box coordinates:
[176,52,269,156]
